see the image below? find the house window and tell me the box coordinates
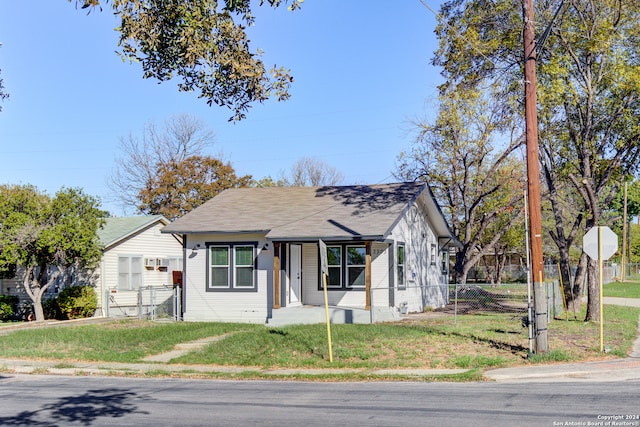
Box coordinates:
[430,244,437,265]
[207,243,257,291]
[234,246,254,288]
[441,250,449,274]
[397,244,406,290]
[118,255,143,290]
[327,246,342,288]
[210,246,230,288]
[318,244,367,290]
[346,246,366,288]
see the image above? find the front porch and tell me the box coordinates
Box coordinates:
[266,305,403,327]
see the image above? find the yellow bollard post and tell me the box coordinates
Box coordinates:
[322,273,333,363]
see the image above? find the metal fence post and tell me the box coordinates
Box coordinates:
[150,287,156,321]
[104,289,110,318]
[454,283,458,325]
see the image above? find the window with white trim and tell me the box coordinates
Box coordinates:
[346,246,366,288]
[327,246,342,288]
[397,243,406,290]
[234,246,254,288]
[209,246,230,288]
[208,243,256,291]
[118,255,143,290]
[318,243,367,290]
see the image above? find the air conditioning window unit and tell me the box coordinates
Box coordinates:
[157,258,169,267]
[144,258,156,268]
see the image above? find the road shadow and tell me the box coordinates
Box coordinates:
[0,387,149,426]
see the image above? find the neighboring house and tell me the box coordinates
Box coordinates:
[161,183,461,326]
[1,215,183,319]
[97,215,183,317]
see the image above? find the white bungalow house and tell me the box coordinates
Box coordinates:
[1,215,183,319]
[161,183,461,326]
[96,215,183,317]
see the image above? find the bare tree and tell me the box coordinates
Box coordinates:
[107,114,216,214]
[285,157,344,187]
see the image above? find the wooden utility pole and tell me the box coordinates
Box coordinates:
[523,0,548,353]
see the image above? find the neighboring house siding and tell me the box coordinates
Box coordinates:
[182,233,271,323]
[0,277,26,307]
[99,220,183,316]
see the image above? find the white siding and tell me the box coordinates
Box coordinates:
[99,221,183,315]
[388,198,448,313]
[370,242,391,308]
[182,233,272,323]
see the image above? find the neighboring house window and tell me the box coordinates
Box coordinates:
[118,256,143,290]
[346,246,366,288]
[166,257,183,273]
[207,243,257,291]
[430,244,437,265]
[397,243,406,290]
[327,246,342,288]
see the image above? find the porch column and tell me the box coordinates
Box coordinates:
[365,241,372,310]
[273,242,281,309]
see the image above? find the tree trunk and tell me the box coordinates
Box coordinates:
[557,249,577,312]
[454,248,469,284]
[584,257,600,322]
[22,265,62,322]
[32,291,45,321]
[495,252,507,285]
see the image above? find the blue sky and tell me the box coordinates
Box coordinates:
[0,1,444,215]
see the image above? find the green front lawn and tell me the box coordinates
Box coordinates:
[1,304,638,372]
[604,280,640,298]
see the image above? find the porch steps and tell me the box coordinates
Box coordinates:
[266,305,402,327]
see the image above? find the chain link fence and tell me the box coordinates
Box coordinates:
[441,282,564,325]
[104,285,182,321]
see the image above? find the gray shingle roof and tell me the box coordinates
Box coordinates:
[162,183,458,243]
[98,215,168,249]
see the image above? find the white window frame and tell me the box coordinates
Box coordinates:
[207,243,257,291]
[397,243,406,290]
[346,245,366,288]
[234,245,255,288]
[326,246,343,288]
[209,245,231,289]
[118,255,143,290]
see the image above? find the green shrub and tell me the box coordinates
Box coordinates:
[0,295,19,321]
[57,286,97,319]
[43,297,62,320]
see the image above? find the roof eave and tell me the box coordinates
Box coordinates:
[268,234,385,243]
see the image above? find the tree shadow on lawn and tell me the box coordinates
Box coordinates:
[0,388,149,426]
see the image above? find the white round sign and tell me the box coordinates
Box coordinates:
[583,226,618,261]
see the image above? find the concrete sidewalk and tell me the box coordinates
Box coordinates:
[484,297,640,382]
[0,358,469,379]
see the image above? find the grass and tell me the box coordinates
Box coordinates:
[0,302,637,375]
[0,320,261,362]
[604,280,640,298]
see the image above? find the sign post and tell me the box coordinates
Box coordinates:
[583,226,618,352]
[318,240,333,363]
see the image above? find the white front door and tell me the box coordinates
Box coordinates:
[289,244,302,305]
